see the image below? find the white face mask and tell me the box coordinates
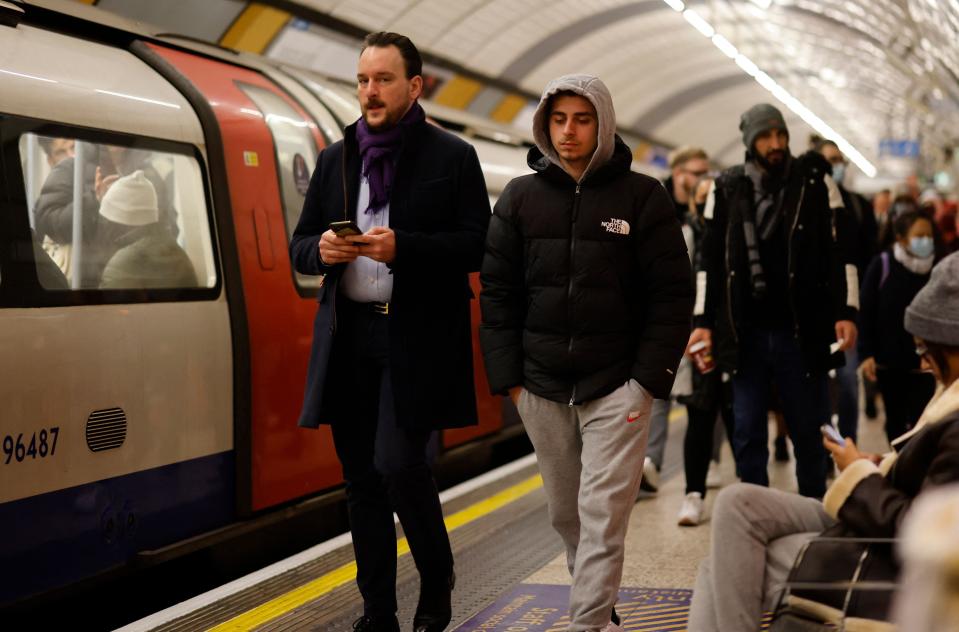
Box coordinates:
[909,236,935,259]
[832,163,846,186]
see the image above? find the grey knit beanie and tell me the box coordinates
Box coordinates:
[740,103,788,152]
[905,251,959,346]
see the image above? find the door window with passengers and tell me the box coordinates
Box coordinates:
[17,132,218,296]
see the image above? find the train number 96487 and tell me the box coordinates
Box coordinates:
[3,428,60,464]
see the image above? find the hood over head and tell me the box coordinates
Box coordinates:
[533,74,616,182]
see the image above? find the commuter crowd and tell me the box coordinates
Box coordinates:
[286,29,959,632]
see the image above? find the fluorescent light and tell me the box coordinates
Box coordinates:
[711,34,739,58]
[662,3,878,177]
[683,9,715,37]
[735,54,759,77]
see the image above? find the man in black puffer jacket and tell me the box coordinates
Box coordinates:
[480,74,692,632]
[687,103,859,499]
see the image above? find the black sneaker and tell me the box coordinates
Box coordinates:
[353,615,400,632]
[774,435,789,462]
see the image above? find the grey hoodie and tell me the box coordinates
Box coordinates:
[532,74,617,183]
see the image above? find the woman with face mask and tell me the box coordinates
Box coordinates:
[859,209,938,443]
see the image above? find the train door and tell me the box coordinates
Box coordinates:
[145,44,342,513]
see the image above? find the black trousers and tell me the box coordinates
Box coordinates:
[875,368,936,444]
[330,300,453,617]
[683,396,734,497]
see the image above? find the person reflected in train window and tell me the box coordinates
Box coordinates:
[687,104,858,500]
[97,170,195,289]
[689,252,959,631]
[33,136,100,282]
[289,32,490,632]
[480,74,692,632]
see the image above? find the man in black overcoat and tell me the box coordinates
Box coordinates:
[289,31,490,632]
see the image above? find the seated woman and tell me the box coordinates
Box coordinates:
[688,251,959,631]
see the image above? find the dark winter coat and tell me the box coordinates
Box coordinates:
[99,223,196,289]
[858,250,931,370]
[479,139,693,404]
[694,151,858,374]
[289,115,491,431]
[839,185,879,280]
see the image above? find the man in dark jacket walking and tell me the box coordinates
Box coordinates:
[687,103,858,499]
[480,74,692,632]
[289,32,490,632]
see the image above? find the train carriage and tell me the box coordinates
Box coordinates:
[0,1,529,607]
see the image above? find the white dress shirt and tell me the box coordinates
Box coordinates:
[340,174,393,303]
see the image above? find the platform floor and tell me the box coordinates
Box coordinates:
[121,401,891,632]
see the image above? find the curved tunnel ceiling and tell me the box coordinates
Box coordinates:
[284,0,958,182]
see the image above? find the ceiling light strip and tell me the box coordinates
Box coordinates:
[661,0,877,177]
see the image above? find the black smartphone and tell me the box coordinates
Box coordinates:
[329,220,362,236]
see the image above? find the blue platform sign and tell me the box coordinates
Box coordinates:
[879,139,920,159]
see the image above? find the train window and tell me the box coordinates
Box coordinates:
[18,133,218,294]
[236,83,321,291]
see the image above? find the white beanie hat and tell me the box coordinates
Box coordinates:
[98,170,158,226]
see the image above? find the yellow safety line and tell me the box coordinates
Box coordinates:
[208,474,544,631]
[668,406,685,423]
[220,3,290,54]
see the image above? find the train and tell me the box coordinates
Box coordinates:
[0,0,535,608]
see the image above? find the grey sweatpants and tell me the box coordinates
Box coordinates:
[645,398,670,469]
[518,380,653,632]
[688,483,836,632]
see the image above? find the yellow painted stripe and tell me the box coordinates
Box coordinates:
[433,75,484,109]
[220,3,290,54]
[490,94,529,124]
[208,474,544,631]
[668,406,685,422]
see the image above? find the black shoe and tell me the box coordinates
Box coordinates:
[864,399,877,420]
[352,615,400,632]
[413,572,455,632]
[774,435,789,462]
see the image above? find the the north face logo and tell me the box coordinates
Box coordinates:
[601,218,630,235]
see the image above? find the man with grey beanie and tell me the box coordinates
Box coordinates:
[480,75,692,631]
[687,103,858,499]
[689,251,959,631]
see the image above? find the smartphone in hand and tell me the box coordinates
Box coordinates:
[329,220,368,244]
[820,424,845,447]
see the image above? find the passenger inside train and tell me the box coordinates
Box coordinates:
[97,170,196,290]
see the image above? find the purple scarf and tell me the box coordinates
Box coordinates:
[355,101,426,213]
